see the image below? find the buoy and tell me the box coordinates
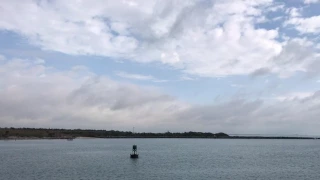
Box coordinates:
[130,144,139,158]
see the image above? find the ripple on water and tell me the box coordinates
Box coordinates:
[0,139,319,180]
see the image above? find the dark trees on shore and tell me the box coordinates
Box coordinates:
[0,127,229,139]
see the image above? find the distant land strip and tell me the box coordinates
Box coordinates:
[0,127,318,140]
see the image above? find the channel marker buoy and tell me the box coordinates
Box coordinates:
[130,144,139,158]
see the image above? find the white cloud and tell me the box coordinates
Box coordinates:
[271,39,318,77]
[178,94,320,135]
[275,92,314,101]
[272,16,283,21]
[3,0,317,77]
[180,74,196,81]
[115,71,167,82]
[285,15,320,34]
[34,58,45,65]
[267,4,284,12]
[286,7,301,17]
[304,0,320,4]
[115,71,155,81]
[0,54,6,61]
[230,84,244,88]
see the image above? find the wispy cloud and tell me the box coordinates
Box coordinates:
[116,71,154,80]
[230,84,244,88]
[180,75,196,81]
[275,92,314,101]
[115,71,168,83]
[304,0,320,4]
[0,54,6,61]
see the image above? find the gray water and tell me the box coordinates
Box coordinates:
[0,139,319,180]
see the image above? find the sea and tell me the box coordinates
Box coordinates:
[0,138,319,180]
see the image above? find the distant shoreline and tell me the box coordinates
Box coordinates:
[1,127,319,140]
[1,136,318,140]
[0,136,97,140]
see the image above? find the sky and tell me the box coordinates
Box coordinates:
[0,0,320,135]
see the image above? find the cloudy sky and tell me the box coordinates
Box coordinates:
[0,0,320,135]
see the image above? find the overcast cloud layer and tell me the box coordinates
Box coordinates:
[0,56,319,135]
[0,0,320,135]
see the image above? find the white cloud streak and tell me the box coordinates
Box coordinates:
[115,71,155,81]
[275,92,315,101]
[304,0,320,4]
[115,71,168,82]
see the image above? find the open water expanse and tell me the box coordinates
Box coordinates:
[1,138,320,180]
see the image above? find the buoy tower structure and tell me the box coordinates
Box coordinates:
[130,145,139,158]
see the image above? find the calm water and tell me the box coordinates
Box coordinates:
[0,139,319,180]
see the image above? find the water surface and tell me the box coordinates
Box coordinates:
[1,139,319,180]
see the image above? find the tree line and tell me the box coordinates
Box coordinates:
[1,127,317,139]
[0,127,229,139]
